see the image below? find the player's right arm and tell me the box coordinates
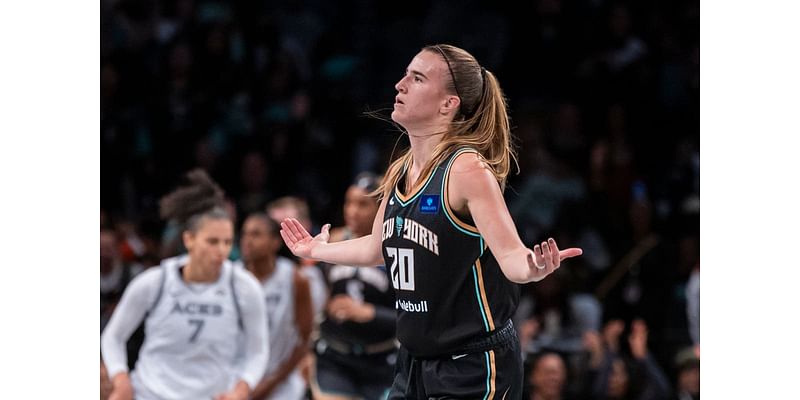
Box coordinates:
[280,195,388,267]
[100,268,163,400]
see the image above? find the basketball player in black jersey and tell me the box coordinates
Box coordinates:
[280,44,583,399]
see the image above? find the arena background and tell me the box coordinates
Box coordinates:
[100,0,699,398]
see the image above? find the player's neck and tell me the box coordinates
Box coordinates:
[532,392,560,400]
[248,256,276,282]
[183,262,221,283]
[407,133,443,176]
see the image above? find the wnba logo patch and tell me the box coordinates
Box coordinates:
[419,195,439,214]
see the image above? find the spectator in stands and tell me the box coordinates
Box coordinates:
[527,352,569,400]
[583,319,672,400]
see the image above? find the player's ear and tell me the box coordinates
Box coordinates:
[440,95,461,115]
[182,230,195,251]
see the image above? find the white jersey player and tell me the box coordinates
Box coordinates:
[240,213,313,400]
[101,169,269,400]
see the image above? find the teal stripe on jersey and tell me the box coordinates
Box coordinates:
[441,147,481,237]
[483,351,492,400]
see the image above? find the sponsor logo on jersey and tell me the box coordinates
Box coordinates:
[170,301,223,316]
[419,195,439,214]
[395,299,429,313]
[265,294,282,306]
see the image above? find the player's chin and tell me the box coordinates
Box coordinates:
[390,109,404,124]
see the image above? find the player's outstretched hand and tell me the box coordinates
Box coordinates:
[525,237,582,282]
[280,218,330,260]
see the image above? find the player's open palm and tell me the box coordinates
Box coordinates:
[280,218,330,259]
[526,237,582,282]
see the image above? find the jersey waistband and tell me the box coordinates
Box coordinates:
[316,336,399,356]
[458,319,516,354]
[413,319,516,360]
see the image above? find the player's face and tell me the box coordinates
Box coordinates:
[391,50,453,129]
[343,186,379,238]
[184,218,234,274]
[240,217,279,263]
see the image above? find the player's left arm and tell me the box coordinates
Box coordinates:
[448,152,582,284]
[228,269,270,398]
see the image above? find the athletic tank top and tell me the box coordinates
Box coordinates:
[131,255,244,399]
[260,256,299,375]
[381,147,519,357]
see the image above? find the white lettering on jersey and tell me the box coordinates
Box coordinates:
[382,219,395,241]
[170,302,224,316]
[395,299,428,313]
[386,217,439,255]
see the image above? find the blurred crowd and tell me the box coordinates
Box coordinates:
[101,0,699,398]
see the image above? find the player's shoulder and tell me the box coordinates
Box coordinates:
[119,265,167,302]
[128,264,166,287]
[447,150,496,192]
[292,266,310,287]
[448,149,491,175]
[230,260,264,295]
[276,255,298,270]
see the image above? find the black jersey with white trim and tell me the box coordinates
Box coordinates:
[381,147,519,357]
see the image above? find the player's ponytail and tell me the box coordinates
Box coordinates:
[159,169,230,233]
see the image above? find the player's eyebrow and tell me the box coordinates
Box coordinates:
[406,69,429,80]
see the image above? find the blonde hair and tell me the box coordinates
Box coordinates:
[374,44,518,199]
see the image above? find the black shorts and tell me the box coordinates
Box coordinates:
[387,320,523,400]
[314,339,396,400]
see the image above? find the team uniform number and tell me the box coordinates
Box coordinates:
[386,247,415,291]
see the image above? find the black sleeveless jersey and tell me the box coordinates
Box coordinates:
[381,147,519,357]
